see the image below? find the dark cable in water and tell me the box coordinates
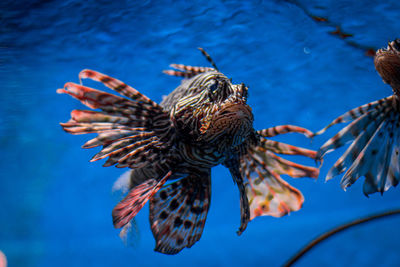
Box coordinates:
[283,209,400,267]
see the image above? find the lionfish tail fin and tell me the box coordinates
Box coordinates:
[58,69,174,169]
[317,95,400,195]
[256,126,319,178]
[149,172,211,255]
[112,171,172,229]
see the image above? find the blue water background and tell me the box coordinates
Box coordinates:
[1,0,400,266]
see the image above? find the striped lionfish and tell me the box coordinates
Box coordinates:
[315,39,400,196]
[58,48,318,254]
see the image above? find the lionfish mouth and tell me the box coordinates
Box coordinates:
[374,39,400,93]
[376,39,400,56]
[214,102,253,121]
[200,102,253,146]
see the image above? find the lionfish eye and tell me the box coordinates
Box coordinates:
[394,39,400,51]
[241,83,248,99]
[209,80,219,94]
[208,78,230,101]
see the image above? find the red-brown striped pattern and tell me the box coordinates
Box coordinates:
[59,50,318,254]
[316,39,400,195]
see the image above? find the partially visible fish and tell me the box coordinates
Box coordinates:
[315,39,400,196]
[58,48,318,254]
[0,250,6,267]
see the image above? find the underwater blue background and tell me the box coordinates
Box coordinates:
[1,0,400,266]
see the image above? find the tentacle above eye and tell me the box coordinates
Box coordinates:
[163,64,215,79]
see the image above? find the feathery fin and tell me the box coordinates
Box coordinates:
[149,172,211,254]
[112,171,172,229]
[239,125,318,220]
[58,70,173,169]
[317,95,400,195]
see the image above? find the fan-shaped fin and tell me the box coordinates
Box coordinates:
[58,70,174,169]
[325,108,392,180]
[79,69,158,107]
[149,172,211,254]
[386,128,400,189]
[340,111,400,195]
[252,149,318,178]
[313,96,393,137]
[341,118,389,190]
[317,95,400,195]
[242,156,304,220]
[112,171,172,229]
[238,127,318,221]
[317,102,391,159]
[260,139,316,157]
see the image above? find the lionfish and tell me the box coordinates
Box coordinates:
[315,39,400,196]
[58,48,318,254]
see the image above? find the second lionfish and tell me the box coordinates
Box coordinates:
[58,48,318,254]
[315,39,400,196]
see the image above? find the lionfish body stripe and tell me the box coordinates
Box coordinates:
[317,38,400,196]
[58,49,318,254]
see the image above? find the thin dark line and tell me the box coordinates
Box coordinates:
[198,47,219,71]
[283,209,400,267]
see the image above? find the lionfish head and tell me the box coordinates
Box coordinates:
[172,71,254,147]
[374,38,400,94]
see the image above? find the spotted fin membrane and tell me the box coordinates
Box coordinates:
[149,172,211,254]
[243,126,318,221]
[221,125,318,235]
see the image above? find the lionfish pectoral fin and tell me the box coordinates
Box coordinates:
[254,135,319,179]
[324,105,391,181]
[317,97,393,161]
[149,171,211,255]
[112,171,172,229]
[248,168,304,220]
[240,152,305,220]
[257,125,314,138]
[316,95,400,194]
[239,127,319,220]
[224,159,250,236]
[339,110,399,195]
[312,96,393,138]
[58,69,174,169]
